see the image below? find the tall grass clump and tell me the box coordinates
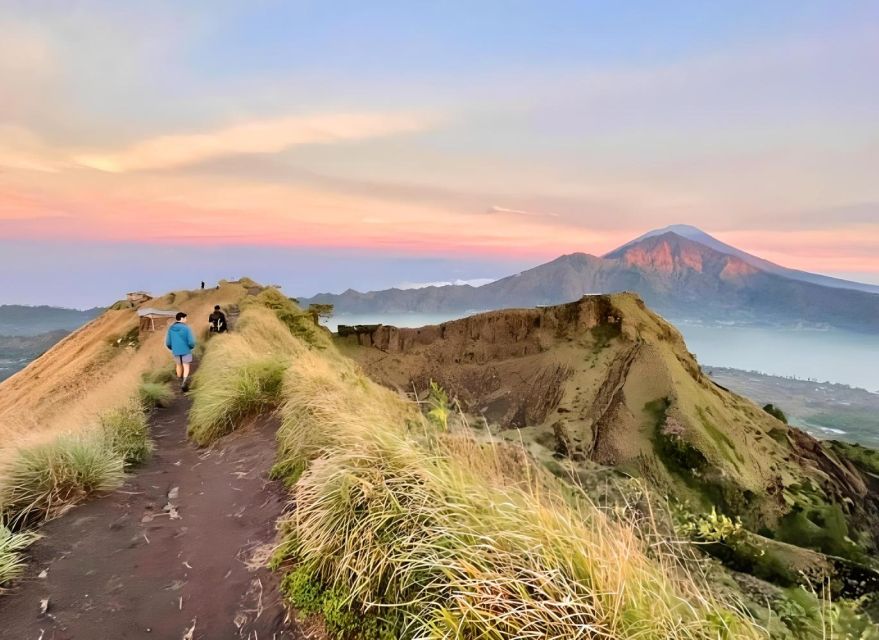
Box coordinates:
[138,381,174,408]
[272,348,412,485]
[0,526,39,588]
[188,304,309,445]
[100,404,153,466]
[272,346,764,639]
[0,434,124,527]
[0,401,150,527]
[142,365,176,385]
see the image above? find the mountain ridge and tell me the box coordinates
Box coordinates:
[0,304,104,336]
[301,227,879,333]
[614,225,879,295]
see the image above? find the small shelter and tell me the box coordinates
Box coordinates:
[137,307,178,333]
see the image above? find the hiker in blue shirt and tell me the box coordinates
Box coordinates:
[165,312,196,391]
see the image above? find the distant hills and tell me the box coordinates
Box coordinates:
[0,330,70,382]
[302,226,879,333]
[0,305,104,336]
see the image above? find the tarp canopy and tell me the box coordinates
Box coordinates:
[137,308,178,318]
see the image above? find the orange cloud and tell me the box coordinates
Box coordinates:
[74,112,434,173]
[0,125,64,173]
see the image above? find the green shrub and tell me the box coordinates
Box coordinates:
[280,565,398,639]
[138,381,174,408]
[763,404,788,424]
[281,565,325,615]
[100,405,153,466]
[678,507,743,543]
[0,434,124,526]
[242,288,327,348]
[0,526,39,587]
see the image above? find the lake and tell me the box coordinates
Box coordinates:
[325,312,879,392]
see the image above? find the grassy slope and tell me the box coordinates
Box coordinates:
[192,290,766,639]
[339,294,879,559]
[0,281,250,567]
[0,282,248,462]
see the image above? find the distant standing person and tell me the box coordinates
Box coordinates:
[166,312,196,391]
[200,281,205,289]
[209,305,228,334]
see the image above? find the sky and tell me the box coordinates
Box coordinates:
[1,1,877,307]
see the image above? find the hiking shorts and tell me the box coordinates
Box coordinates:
[173,354,193,365]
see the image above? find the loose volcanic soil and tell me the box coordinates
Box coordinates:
[0,394,307,640]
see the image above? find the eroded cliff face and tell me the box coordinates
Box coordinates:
[341,294,622,355]
[338,293,879,584]
[339,296,627,427]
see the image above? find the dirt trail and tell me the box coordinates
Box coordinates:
[0,394,302,640]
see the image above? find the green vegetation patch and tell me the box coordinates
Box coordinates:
[0,433,124,527]
[242,288,327,348]
[280,565,397,639]
[189,357,286,445]
[0,526,39,588]
[696,407,744,468]
[142,365,176,385]
[769,586,879,640]
[649,399,709,475]
[776,503,862,562]
[100,405,153,466]
[590,322,621,353]
[0,402,151,528]
[762,403,788,424]
[648,400,759,522]
[827,440,879,476]
[138,381,174,409]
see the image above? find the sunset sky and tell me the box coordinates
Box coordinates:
[1,2,877,307]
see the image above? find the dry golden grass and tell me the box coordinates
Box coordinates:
[276,361,764,639]
[188,306,306,444]
[0,282,248,464]
[182,292,762,637]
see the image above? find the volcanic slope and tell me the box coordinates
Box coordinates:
[339,294,879,578]
[303,228,879,332]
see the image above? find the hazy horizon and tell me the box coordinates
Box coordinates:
[3,226,879,308]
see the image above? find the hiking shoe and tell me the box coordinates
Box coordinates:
[181,379,190,393]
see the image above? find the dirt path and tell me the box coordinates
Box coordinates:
[0,394,302,640]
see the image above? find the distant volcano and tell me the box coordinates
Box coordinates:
[301,226,879,333]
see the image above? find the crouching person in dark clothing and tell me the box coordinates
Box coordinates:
[209,305,228,334]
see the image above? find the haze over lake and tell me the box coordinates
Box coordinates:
[326,313,879,393]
